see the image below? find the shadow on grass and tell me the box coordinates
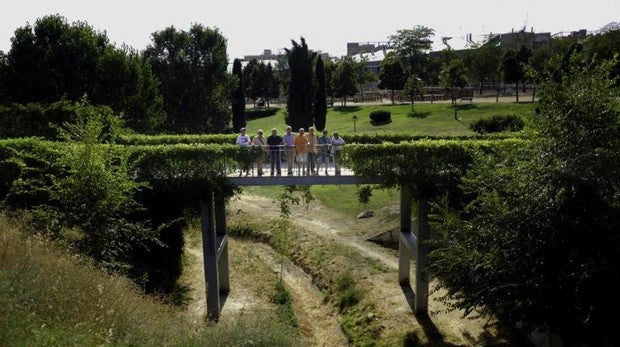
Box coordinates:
[453,103,478,111]
[332,106,362,113]
[370,119,393,126]
[400,283,526,347]
[409,111,432,119]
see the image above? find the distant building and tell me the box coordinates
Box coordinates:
[346,42,390,56]
[241,49,282,63]
[490,29,552,48]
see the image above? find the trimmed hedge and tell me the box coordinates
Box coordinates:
[369,110,391,124]
[469,114,525,134]
[244,107,280,119]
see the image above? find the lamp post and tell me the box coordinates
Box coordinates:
[352,114,358,132]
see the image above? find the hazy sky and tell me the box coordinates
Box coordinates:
[1,0,617,61]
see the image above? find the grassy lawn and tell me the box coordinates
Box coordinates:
[246,102,535,136]
[242,185,399,218]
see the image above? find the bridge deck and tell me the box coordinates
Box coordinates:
[227,165,381,186]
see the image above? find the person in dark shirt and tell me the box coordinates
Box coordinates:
[267,128,283,176]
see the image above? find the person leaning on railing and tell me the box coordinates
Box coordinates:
[294,128,309,176]
[331,131,345,175]
[283,126,295,176]
[267,128,282,176]
[236,127,251,176]
[317,129,331,175]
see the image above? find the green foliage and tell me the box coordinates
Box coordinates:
[439,58,468,102]
[468,114,524,134]
[314,56,328,131]
[245,107,280,119]
[368,110,391,124]
[389,26,435,81]
[378,54,406,105]
[1,15,165,133]
[269,281,299,327]
[118,133,236,145]
[231,58,246,131]
[144,24,232,133]
[332,56,358,107]
[429,54,620,345]
[0,100,121,140]
[285,37,316,130]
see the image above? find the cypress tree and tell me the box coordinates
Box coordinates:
[313,56,327,131]
[285,37,315,130]
[231,58,246,132]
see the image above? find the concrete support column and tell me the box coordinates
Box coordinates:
[414,198,430,315]
[214,190,230,293]
[398,184,412,283]
[200,189,220,320]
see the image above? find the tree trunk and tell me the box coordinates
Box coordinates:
[411,94,414,113]
[391,90,395,105]
[479,81,483,95]
[515,82,519,103]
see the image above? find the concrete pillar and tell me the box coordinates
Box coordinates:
[398,184,412,284]
[214,190,230,293]
[200,189,220,320]
[414,198,430,315]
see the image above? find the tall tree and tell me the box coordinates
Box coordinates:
[378,54,406,105]
[144,24,232,133]
[389,26,435,81]
[500,45,531,102]
[332,56,358,107]
[231,58,246,132]
[323,59,336,106]
[313,56,327,131]
[285,37,315,130]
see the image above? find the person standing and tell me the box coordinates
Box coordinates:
[236,127,251,176]
[294,128,309,175]
[317,129,331,175]
[283,126,296,176]
[251,129,268,176]
[267,128,282,176]
[306,127,319,175]
[331,131,345,175]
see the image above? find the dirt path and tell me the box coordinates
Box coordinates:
[183,227,348,346]
[229,192,500,345]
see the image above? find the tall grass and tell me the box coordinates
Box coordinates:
[0,214,296,346]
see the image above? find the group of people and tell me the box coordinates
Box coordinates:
[236,126,345,176]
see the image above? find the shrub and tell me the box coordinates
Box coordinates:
[244,107,280,120]
[469,114,524,134]
[369,110,391,124]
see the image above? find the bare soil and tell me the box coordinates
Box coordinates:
[183,192,510,346]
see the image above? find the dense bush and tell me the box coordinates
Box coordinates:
[0,101,122,140]
[368,110,391,124]
[244,106,280,120]
[468,113,524,134]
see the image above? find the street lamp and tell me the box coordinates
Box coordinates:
[352,114,358,132]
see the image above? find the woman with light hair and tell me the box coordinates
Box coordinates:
[251,129,268,176]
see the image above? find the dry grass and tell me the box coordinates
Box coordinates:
[0,214,296,346]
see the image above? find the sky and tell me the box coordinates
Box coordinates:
[1,0,617,62]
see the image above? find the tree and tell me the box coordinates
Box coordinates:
[439,59,468,103]
[243,59,262,106]
[500,45,531,102]
[378,54,406,105]
[264,63,279,106]
[389,26,435,81]
[332,56,358,107]
[144,24,232,133]
[323,59,336,106]
[0,15,165,132]
[404,74,424,113]
[285,37,315,130]
[231,58,246,132]
[430,54,620,346]
[463,40,503,94]
[313,56,327,131]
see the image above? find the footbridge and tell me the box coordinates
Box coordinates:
[200,165,431,321]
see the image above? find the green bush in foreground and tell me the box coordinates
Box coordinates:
[368,110,391,124]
